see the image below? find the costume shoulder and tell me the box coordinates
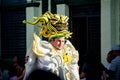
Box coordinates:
[32,33,53,56]
[65,40,78,53]
[65,40,79,63]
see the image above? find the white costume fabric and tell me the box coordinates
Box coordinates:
[23,33,80,80]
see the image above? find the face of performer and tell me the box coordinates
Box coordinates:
[51,37,65,50]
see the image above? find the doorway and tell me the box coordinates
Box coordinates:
[69,3,101,70]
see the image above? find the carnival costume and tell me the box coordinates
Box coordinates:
[23,11,80,80]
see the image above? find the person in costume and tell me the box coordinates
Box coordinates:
[23,11,80,80]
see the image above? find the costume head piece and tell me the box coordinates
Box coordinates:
[23,11,72,40]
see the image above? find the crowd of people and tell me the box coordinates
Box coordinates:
[0,11,120,80]
[80,45,120,80]
[0,55,25,80]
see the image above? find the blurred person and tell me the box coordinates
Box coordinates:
[9,65,18,80]
[2,60,9,80]
[13,55,21,68]
[23,11,80,80]
[13,55,25,80]
[80,62,107,80]
[108,45,120,80]
[105,50,116,80]
[80,50,107,80]
[106,50,115,70]
[17,63,25,80]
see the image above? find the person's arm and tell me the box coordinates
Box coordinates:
[106,69,115,78]
[80,72,86,79]
[107,59,116,79]
[102,70,107,80]
[18,69,25,80]
[80,63,87,79]
[101,63,108,80]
